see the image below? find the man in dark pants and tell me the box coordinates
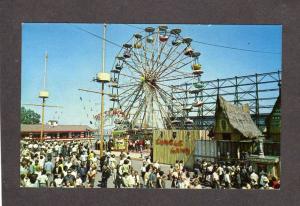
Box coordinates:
[99,153,107,172]
[101,165,111,188]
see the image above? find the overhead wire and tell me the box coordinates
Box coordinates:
[72,24,122,48]
[124,24,281,55]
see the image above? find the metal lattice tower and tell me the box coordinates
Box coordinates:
[172,70,281,130]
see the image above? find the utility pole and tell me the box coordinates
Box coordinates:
[39,52,48,140]
[100,23,107,157]
[23,52,62,141]
[78,23,110,157]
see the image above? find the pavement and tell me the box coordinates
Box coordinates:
[93,156,172,188]
[93,150,151,161]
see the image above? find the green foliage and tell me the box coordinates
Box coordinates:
[21,107,40,124]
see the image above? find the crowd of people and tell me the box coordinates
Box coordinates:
[99,151,167,188]
[20,140,98,188]
[20,139,280,189]
[128,139,151,152]
[190,159,280,189]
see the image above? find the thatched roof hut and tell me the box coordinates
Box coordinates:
[214,96,262,140]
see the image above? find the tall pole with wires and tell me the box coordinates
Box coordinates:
[100,23,107,157]
[76,24,111,157]
[39,52,49,141]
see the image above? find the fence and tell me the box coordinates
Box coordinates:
[194,139,280,162]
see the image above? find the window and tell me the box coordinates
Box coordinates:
[222,133,231,140]
[172,131,177,139]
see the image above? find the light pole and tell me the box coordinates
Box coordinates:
[77,24,110,157]
[39,52,49,140]
[99,23,107,157]
[24,52,62,141]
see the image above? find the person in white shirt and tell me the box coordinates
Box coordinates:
[109,155,117,182]
[75,175,83,187]
[179,160,184,171]
[39,155,45,169]
[54,144,60,156]
[80,151,88,163]
[146,157,151,165]
[37,170,48,187]
[133,170,140,188]
[224,170,231,189]
[54,174,63,188]
[250,171,259,188]
[153,160,160,170]
[25,175,39,188]
[65,158,72,169]
[128,172,135,188]
[126,156,132,167]
[212,169,220,189]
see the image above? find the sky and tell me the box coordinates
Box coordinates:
[21,23,282,127]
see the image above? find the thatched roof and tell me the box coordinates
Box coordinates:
[216,96,262,138]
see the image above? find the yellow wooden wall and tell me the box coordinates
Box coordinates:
[153,130,208,168]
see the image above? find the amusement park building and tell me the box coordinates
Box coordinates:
[214,95,262,141]
[21,124,94,139]
[213,96,280,177]
[265,95,281,142]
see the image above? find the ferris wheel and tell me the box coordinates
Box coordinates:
[109,25,204,130]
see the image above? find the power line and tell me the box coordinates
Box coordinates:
[72,24,122,48]
[125,24,280,55]
[193,40,280,54]
[73,24,281,55]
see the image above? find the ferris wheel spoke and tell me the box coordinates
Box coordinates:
[159,58,194,79]
[148,33,159,71]
[131,95,147,127]
[122,60,144,75]
[140,44,180,70]
[140,97,149,128]
[118,86,141,107]
[169,69,195,78]
[154,90,175,128]
[157,74,194,82]
[155,56,189,79]
[123,87,144,116]
[151,39,169,70]
[119,73,141,80]
[156,85,186,116]
[155,45,188,77]
[118,83,140,88]
[125,57,145,73]
[152,91,168,128]
[152,43,180,76]
[131,51,147,73]
[117,85,139,98]
[152,36,184,74]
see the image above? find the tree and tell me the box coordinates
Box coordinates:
[21,107,41,124]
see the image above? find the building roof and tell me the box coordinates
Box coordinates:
[216,96,262,138]
[265,94,281,126]
[21,124,95,133]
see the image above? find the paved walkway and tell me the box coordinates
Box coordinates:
[93,150,150,160]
